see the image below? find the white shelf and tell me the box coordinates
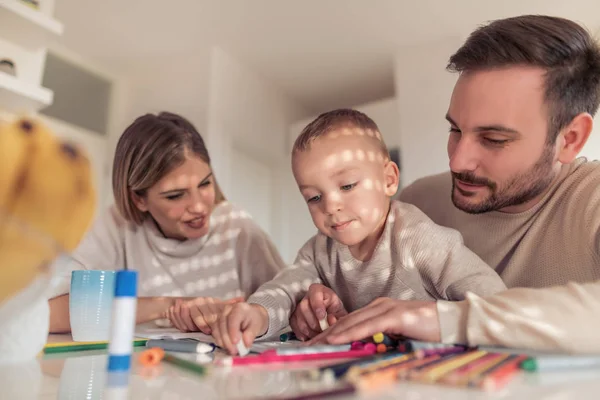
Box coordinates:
[0,71,53,111]
[0,0,63,49]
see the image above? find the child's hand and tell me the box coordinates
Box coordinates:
[211,302,269,355]
[167,296,244,334]
[289,283,348,341]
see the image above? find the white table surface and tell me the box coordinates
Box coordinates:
[4,334,600,400]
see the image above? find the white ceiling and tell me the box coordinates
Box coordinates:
[55,0,600,112]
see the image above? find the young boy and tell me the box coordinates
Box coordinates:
[211,109,506,354]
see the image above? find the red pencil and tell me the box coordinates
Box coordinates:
[219,347,376,366]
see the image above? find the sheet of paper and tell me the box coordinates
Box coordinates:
[135,326,302,353]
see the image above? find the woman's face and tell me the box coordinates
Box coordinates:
[133,154,217,240]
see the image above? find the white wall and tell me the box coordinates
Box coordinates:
[228,147,273,235]
[206,47,311,254]
[281,97,399,263]
[394,38,462,187]
[579,115,600,160]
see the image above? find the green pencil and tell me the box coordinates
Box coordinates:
[43,339,147,354]
[163,353,207,376]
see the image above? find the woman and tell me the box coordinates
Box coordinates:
[49,112,285,333]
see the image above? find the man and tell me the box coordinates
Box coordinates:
[309,15,600,353]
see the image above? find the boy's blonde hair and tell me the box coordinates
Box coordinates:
[112,112,226,225]
[292,108,389,158]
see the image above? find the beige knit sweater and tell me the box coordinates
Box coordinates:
[50,201,285,300]
[399,158,600,353]
[247,200,507,338]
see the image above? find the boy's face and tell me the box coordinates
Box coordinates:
[292,129,399,248]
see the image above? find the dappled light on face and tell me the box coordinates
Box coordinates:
[374,180,382,192]
[327,191,342,202]
[341,150,353,162]
[363,179,374,190]
[359,208,370,218]
[365,130,374,138]
[324,153,338,169]
[319,149,386,173]
[371,208,382,222]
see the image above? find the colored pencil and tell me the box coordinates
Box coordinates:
[163,353,207,376]
[415,350,488,383]
[43,339,147,354]
[475,355,528,391]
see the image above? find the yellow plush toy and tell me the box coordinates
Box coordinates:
[0,117,96,304]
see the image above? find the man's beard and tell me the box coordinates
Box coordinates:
[451,145,555,214]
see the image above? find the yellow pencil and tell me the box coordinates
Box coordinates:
[417,350,488,383]
[346,353,413,380]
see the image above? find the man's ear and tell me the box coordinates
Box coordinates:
[556,112,593,164]
[131,190,148,212]
[383,160,400,197]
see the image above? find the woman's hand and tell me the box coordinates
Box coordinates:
[167,296,244,334]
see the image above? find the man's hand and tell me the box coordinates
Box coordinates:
[307,298,441,345]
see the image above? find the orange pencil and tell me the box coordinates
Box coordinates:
[473,355,528,391]
[353,354,441,390]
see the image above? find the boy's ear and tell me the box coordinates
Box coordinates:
[383,160,400,197]
[131,190,148,212]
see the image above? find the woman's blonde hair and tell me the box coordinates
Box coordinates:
[112,112,225,225]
